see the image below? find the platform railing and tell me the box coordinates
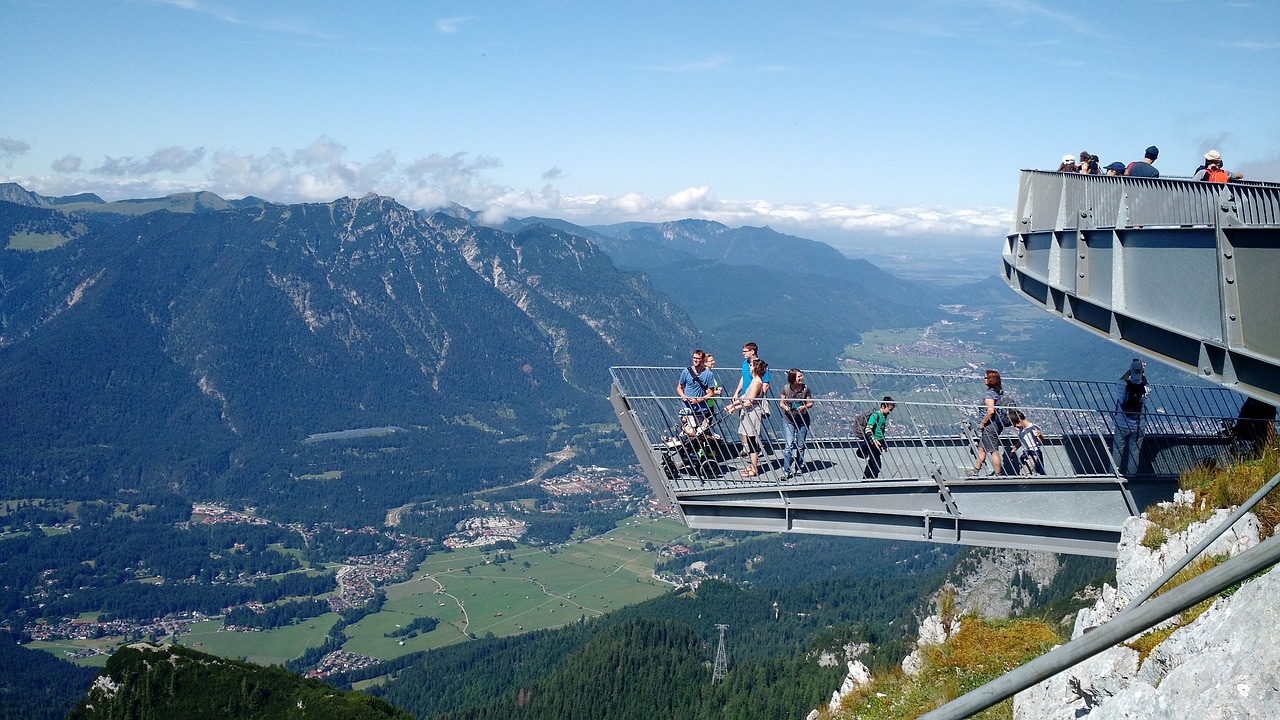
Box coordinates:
[611,368,1257,495]
[1004,170,1280,406]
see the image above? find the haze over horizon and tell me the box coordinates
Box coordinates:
[3,0,1279,240]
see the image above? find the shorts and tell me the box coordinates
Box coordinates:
[979,422,1003,452]
[738,403,764,437]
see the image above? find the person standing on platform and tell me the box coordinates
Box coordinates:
[969,369,1008,477]
[779,368,813,479]
[1112,359,1149,475]
[1008,409,1046,475]
[863,396,895,480]
[1125,146,1160,178]
[676,349,717,419]
[727,359,768,478]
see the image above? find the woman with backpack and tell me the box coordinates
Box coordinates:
[1112,359,1148,475]
[968,369,1007,477]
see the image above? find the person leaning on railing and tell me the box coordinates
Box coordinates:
[1193,150,1244,183]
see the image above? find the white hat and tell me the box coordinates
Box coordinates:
[1204,150,1222,161]
[1062,154,1074,163]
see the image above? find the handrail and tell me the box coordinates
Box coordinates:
[919,527,1280,720]
[611,367,1258,491]
[1120,469,1280,612]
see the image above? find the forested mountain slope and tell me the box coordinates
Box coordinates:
[0,191,694,522]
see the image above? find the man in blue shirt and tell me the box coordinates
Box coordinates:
[677,349,718,418]
[733,342,771,399]
[1125,146,1160,178]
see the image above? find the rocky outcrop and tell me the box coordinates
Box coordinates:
[1015,492,1271,720]
[945,548,1061,619]
[806,660,872,720]
[902,613,961,678]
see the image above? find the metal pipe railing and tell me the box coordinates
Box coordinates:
[1121,470,1280,612]
[918,527,1280,720]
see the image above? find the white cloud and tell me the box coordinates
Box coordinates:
[52,155,82,173]
[1,138,31,167]
[2,137,1011,237]
[92,146,206,177]
[435,16,471,34]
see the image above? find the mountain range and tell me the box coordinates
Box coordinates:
[0,185,703,522]
[499,216,948,368]
[0,183,960,523]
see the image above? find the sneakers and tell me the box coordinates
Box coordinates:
[965,467,981,477]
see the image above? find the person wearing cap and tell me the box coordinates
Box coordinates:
[1193,150,1244,183]
[1125,146,1160,178]
[1112,359,1149,475]
[1104,161,1127,176]
[1056,154,1078,173]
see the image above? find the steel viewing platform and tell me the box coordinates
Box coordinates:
[613,172,1279,558]
[1003,170,1280,406]
[611,368,1259,557]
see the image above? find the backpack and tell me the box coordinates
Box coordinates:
[853,409,874,440]
[1120,381,1146,418]
[994,392,1015,427]
[1205,167,1229,183]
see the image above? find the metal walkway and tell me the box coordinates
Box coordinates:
[611,368,1255,557]
[1002,170,1280,406]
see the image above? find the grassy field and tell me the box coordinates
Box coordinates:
[341,516,690,660]
[182,614,343,666]
[6,232,73,251]
[22,516,692,667]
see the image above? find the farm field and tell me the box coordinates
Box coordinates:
[21,516,693,668]
[341,516,690,660]
[182,614,342,666]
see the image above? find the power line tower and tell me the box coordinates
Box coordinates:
[711,624,729,682]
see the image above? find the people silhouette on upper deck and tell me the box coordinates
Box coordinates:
[1193,150,1244,183]
[1125,146,1160,178]
[1104,162,1127,176]
[1056,155,1078,173]
[1077,152,1100,175]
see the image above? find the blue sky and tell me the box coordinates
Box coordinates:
[2,0,1278,240]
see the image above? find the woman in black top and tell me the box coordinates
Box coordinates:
[779,368,813,478]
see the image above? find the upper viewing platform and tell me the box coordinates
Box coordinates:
[1003,170,1280,406]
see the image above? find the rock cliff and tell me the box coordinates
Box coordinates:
[1015,493,1274,719]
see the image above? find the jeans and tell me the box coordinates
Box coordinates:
[863,441,883,479]
[783,421,809,472]
[1112,426,1141,475]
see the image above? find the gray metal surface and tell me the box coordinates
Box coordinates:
[610,368,1258,557]
[1004,170,1280,405]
